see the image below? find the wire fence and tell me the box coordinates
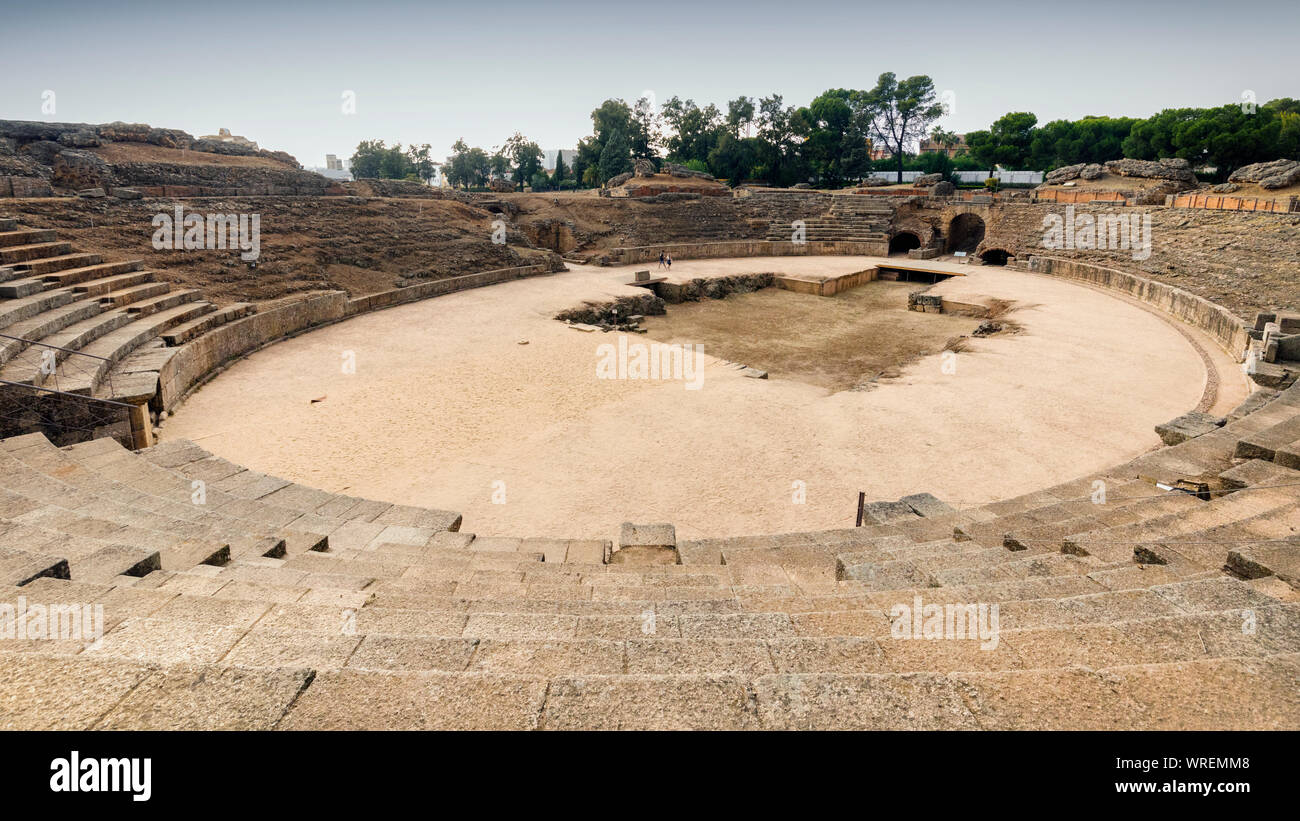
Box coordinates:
[0,334,136,447]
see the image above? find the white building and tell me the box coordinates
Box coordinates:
[543,148,577,173]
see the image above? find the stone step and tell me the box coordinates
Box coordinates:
[46,437,436,557]
[161,302,254,346]
[1235,414,1300,461]
[97,281,171,308]
[0,285,82,334]
[56,301,216,395]
[0,546,71,586]
[1228,542,1300,589]
[0,277,46,299]
[43,259,145,288]
[0,219,17,232]
[25,440,333,555]
[18,252,104,277]
[73,270,158,298]
[1066,489,1300,563]
[0,229,57,248]
[70,544,162,584]
[0,241,73,265]
[0,307,138,386]
[124,287,201,316]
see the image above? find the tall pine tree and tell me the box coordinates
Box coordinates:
[598,128,633,184]
[552,150,567,186]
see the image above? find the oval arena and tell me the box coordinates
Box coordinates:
[0,129,1297,732]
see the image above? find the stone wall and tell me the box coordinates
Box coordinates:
[1027,255,1250,359]
[608,239,889,265]
[344,264,546,315]
[1171,192,1298,214]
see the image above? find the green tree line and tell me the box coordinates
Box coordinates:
[352,87,1300,190]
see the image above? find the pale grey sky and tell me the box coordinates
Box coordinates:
[2,0,1296,167]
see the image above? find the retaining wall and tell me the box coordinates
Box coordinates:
[609,239,888,265]
[1170,192,1298,214]
[1027,255,1250,359]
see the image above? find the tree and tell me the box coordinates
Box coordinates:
[502,132,543,191]
[754,94,810,187]
[443,139,492,189]
[552,150,567,187]
[660,96,724,165]
[1121,102,1298,177]
[726,96,756,138]
[349,139,423,181]
[865,73,944,183]
[630,96,660,159]
[570,150,589,189]
[929,127,961,155]
[794,89,872,187]
[1028,116,1135,170]
[707,133,759,185]
[965,111,1038,174]
[488,148,511,181]
[598,127,633,183]
[405,143,435,182]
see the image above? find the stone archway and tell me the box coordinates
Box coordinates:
[979,248,1010,266]
[888,231,922,255]
[947,213,986,254]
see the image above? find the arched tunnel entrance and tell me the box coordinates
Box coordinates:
[979,248,1010,266]
[947,214,986,254]
[888,232,922,255]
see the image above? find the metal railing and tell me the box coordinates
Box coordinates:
[0,333,143,447]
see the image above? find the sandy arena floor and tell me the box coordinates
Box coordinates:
[160,256,1251,541]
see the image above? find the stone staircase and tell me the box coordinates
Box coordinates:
[762,195,894,244]
[0,218,255,409]
[1,378,1298,727]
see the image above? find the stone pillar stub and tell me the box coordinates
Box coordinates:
[611,522,679,565]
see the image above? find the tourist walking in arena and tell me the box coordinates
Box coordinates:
[658,251,666,269]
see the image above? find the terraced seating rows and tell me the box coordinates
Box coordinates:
[1,381,1297,728]
[0,219,253,406]
[762,195,894,243]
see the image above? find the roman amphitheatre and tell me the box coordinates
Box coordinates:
[0,121,1298,731]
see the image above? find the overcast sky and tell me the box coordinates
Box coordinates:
[2,0,1296,167]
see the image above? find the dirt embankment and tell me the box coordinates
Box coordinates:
[10,196,562,304]
[89,142,296,169]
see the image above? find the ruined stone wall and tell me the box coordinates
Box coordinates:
[1028,256,1250,358]
[607,239,889,265]
[897,200,1300,320]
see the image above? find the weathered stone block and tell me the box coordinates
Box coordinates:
[862,501,919,525]
[1154,412,1224,445]
[900,492,955,518]
[612,522,678,565]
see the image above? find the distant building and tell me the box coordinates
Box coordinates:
[309,154,351,181]
[543,148,577,173]
[919,132,967,157]
[866,139,890,162]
